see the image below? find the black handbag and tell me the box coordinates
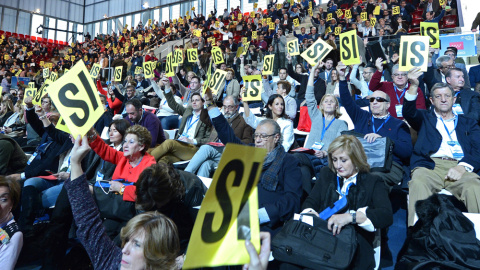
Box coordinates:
[93,180,136,222]
[272,214,357,270]
[341,130,394,172]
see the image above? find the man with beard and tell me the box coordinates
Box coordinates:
[184,96,253,177]
[124,98,165,147]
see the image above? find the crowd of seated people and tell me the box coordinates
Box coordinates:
[2,0,480,269]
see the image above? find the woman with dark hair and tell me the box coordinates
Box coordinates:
[282,135,393,269]
[242,91,294,151]
[0,176,22,270]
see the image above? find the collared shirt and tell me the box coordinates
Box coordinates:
[184,111,201,140]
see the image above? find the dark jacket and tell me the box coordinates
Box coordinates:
[0,134,27,175]
[210,108,303,235]
[403,97,480,173]
[287,62,327,103]
[125,110,165,147]
[303,167,393,269]
[208,112,253,144]
[339,80,412,165]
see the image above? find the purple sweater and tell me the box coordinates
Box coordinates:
[65,174,122,270]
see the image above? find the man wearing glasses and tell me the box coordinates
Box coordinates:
[425,55,472,93]
[184,96,253,177]
[369,58,426,120]
[204,89,302,236]
[337,62,413,190]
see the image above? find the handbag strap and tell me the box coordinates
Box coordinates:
[318,176,355,220]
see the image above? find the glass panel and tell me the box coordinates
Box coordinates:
[134,13,141,28]
[171,4,180,21]
[17,11,31,35]
[77,24,84,42]
[125,15,131,29]
[217,0,227,19]
[154,9,160,25]
[47,18,56,40]
[102,20,107,35]
[31,14,43,38]
[94,22,100,38]
[162,7,170,24]
[57,20,67,42]
[2,8,17,33]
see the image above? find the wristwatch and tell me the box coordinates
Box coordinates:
[349,210,356,224]
[119,185,126,196]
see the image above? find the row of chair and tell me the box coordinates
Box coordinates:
[0,30,69,46]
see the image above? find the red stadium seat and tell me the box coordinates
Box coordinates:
[408,27,420,33]
[411,18,422,28]
[442,15,457,29]
[54,40,59,44]
[31,36,36,41]
[412,12,423,20]
[340,4,350,9]
[48,39,54,44]
[6,32,12,37]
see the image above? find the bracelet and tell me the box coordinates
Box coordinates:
[350,210,357,224]
[87,130,98,143]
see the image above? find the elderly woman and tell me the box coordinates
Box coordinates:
[294,62,348,194]
[0,177,22,270]
[86,125,156,202]
[65,135,181,270]
[294,135,393,269]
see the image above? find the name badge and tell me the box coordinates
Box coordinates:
[453,104,464,115]
[27,152,38,165]
[96,171,104,181]
[448,141,464,160]
[395,105,403,117]
[311,142,324,151]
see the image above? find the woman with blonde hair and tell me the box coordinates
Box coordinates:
[291,134,393,270]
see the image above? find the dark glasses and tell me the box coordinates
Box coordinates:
[369,97,388,103]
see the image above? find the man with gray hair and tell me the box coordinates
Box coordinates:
[184,95,253,177]
[369,57,426,119]
[403,68,480,227]
[204,90,302,236]
[425,54,471,92]
[444,68,480,124]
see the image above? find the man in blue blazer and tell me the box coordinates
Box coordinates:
[403,68,480,227]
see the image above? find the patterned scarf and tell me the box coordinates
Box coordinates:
[260,144,286,191]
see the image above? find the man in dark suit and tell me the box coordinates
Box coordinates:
[424,55,471,96]
[445,68,480,124]
[403,68,480,227]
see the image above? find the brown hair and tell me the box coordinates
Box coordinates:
[126,125,152,153]
[0,176,21,210]
[277,81,292,95]
[120,211,180,270]
[135,163,185,211]
[327,135,370,173]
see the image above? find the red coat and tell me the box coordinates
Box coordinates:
[369,70,426,120]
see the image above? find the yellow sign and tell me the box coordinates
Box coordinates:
[242,75,263,102]
[113,66,123,81]
[345,9,352,19]
[40,61,44,67]
[250,11,255,18]
[339,30,361,65]
[89,63,101,78]
[130,37,134,42]
[252,31,257,40]
[183,144,264,269]
[120,48,124,54]
[175,49,184,66]
[207,69,228,95]
[24,88,37,101]
[336,9,343,17]
[327,13,332,21]
[308,8,313,17]
[123,28,127,34]
[148,19,152,25]
[173,19,177,24]
[47,61,104,137]
[64,68,69,73]
[439,0,446,6]
[187,49,198,63]
[134,66,143,75]
[238,13,242,20]
[165,52,175,77]
[71,56,76,62]
[56,116,71,134]
[361,12,367,21]
[335,26,342,35]
[325,26,332,35]
[293,18,300,28]
[15,69,22,77]
[420,22,440,48]
[143,62,155,79]
[392,6,400,15]
[370,18,377,27]
[194,29,202,37]
[277,3,282,9]
[4,54,9,60]
[22,46,27,51]
[301,38,333,66]
[211,47,224,64]
[267,18,272,24]
[373,6,381,15]
[105,43,110,49]
[84,55,88,62]
[236,47,244,58]
[50,72,58,82]
[399,35,429,72]
[132,39,137,46]
[287,39,300,56]
[242,42,250,55]
[262,55,275,75]
[27,51,33,57]
[269,22,275,30]
[33,80,49,105]
[254,3,258,8]
[242,37,248,44]
[43,68,50,78]
[191,6,195,11]
[69,49,72,54]
[28,82,35,89]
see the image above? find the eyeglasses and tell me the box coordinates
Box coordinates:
[369,97,389,103]
[392,73,407,77]
[223,105,237,109]
[441,65,455,69]
[253,133,276,140]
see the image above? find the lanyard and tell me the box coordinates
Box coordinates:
[440,115,458,141]
[314,77,320,84]
[455,91,460,97]
[372,115,390,134]
[185,114,199,134]
[185,91,191,102]
[321,118,335,141]
[394,85,406,103]
[66,157,71,173]
[336,176,355,197]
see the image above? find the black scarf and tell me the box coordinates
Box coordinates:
[260,144,286,191]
